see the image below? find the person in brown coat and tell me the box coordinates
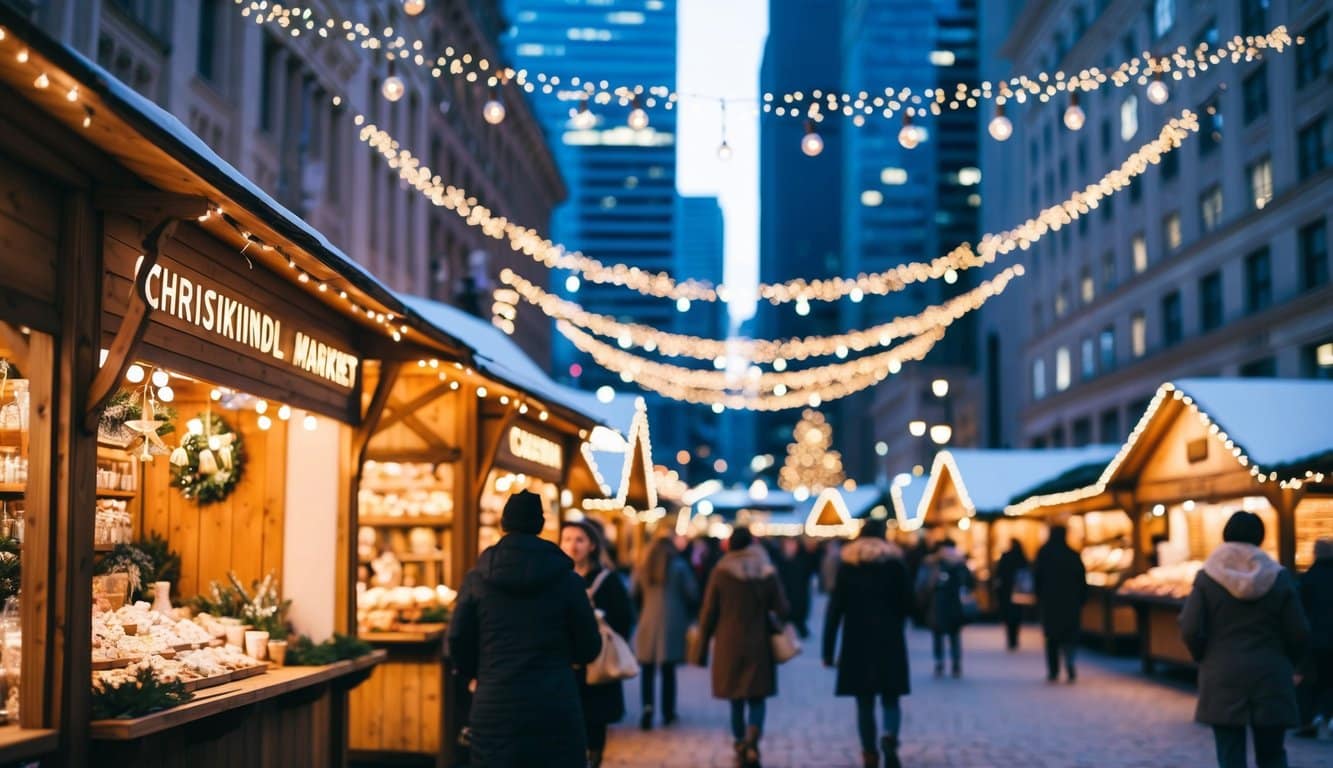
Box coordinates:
[699,527,790,767]
[1180,511,1310,768]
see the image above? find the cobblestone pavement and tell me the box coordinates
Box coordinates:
[601,601,1332,767]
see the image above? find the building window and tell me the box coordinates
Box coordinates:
[1080,268,1095,304]
[1301,218,1329,290]
[1153,0,1174,38]
[1161,291,1183,346]
[1199,93,1223,155]
[1131,311,1147,357]
[1102,251,1117,291]
[1099,408,1121,442]
[1132,233,1148,273]
[1302,339,1333,379]
[1161,147,1179,181]
[1163,212,1182,251]
[1200,270,1223,331]
[1056,347,1072,391]
[1199,186,1223,233]
[1033,301,1044,333]
[1243,64,1269,123]
[1101,194,1115,222]
[259,35,279,133]
[1296,16,1329,89]
[1299,116,1330,180]
[197,0,221,82]
[1055,282,1069,318]
[1249,157,1273,210]
[1245,246,1273,313]
[1081,337,1096,379]
[1099,326,1115,371]
[1120,94,1139,141]
[1072,418,1093,447]
[1129,175,1143,203]
[1100,118,1112,154]
[1241,0,1269,37]
[1032,358,1047,401]
[1240,357,1277,377]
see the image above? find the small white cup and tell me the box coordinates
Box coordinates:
[244,630,269,661]
[223,624,247,648]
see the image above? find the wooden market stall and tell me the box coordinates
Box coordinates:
[1005,464,1139,652]
[584,397,665,567]
[1006,379,1333,674]
[347,297,612,767]
[903,447,1118,614]
[0,10,521,764]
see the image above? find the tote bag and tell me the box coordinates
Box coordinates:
[585,570,640,685]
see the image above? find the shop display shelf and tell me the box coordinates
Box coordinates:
[0,484,23,496]
[396,552,447,562]
[94,488,138,499]
[358,516,451,528]
[360,483,452,495]
[0,725,58,764]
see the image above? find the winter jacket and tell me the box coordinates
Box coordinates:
[823,537,912,697]
[776,545,815,627]
[1179,542,1311,727]
[448,534,602,767]
[699,543,790,700]
[577,566,634,726]
[1034,535,1087,639]
[916,548,974,633]
[633,555,698,664]
[1300,556,1333,651]
[993,546,1029,605]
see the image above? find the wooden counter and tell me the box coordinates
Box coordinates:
[0,725,58,764]
[1080,584,1138,653]
[88,651,384,767]
[350,627,455,768]
[1117,593,1195,674]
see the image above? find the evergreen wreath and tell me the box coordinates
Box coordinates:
[97,388,177,448]
[169,412,244,505]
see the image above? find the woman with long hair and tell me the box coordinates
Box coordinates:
[560,518,634,768]
[699,526,789,767]
[632,525,698,729]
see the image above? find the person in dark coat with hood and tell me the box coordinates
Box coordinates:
[993,538,1030,651]
[560,518,633,768]
[1034,526,1086,682]
[915,539,972,677]
[699,526,790,768]
[823,519,911,768]
[1180,511,1310,768]
[776,537,815,638]
[1298,537,1333,736]
[448,491,602,768]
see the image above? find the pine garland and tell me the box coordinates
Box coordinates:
[91,666,193,719]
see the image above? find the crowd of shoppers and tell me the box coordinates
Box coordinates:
[449,491,1331,768]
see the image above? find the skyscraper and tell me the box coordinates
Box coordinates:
[503,0,704,461]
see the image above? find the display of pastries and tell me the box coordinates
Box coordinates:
[1118,561,1202,600]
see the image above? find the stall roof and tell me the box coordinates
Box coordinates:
[793,486,888,520]
[915,446,1120,525]
[699,488,798,517]
[1007,459,1112,505]
[398,295,605,427]
[891,477,928,528]
[1006,378,1333,516]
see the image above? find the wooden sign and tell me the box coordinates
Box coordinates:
[494,420,565,483]
[101,216,363,423]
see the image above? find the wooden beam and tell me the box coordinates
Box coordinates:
[372,382,456,436]
[83,217,177,433]
[93,190,211,221]
[474,405,520,505]
[399,412,450,451]
[362,447,463,464]
[353,361,403,463]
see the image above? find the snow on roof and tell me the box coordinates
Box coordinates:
[793,485,887,520]
[399,294,603,425]
[892,478,928,528]
[1171,378,1333,469]
[928,446,1120,516]
[699,488,798,517]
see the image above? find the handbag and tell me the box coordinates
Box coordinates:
[584,570,640,685]
[685,623,707,667]
[769,615,802,664]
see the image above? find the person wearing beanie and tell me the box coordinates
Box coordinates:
[1298,538,1333,738]
[448,490,602,767]
[823,518,911,768]
[697,526,790,768]
[1180,510,1311,768]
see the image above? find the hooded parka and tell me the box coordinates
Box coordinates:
[823,536,912,697]
[698,543,790,700]
[448,534,602,767]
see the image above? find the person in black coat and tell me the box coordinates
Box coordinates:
[915,539,973,677]
[823,519,911,768]
[1180,511,1310,768]
[448,491,602,768]
[1298,537,1333,736]
[992,539,1030,651]
[776,537,814,638]
[1034,526,1087,682]
[560,519,633,768]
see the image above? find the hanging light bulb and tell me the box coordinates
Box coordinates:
[125,364,145,384]
[627,98,649,130]
[255,400,268,415]
[381,64,405,103]
[988,103,1013,141]
[303,414,318,431]
[571,97,596,129]
[1063,92,1085,131]
[716,140,733,161]
[277,404,292,421]
[150,369,170,388]
[402,0,426,15]
[898,113,921,149]
[482,88,506,125]
[257,415,273,431]
[1146,74,1169,105]
[800,120,824,157]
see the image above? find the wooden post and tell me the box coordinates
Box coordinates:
[1266,486,1301,570]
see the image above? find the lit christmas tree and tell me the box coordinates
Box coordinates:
[777,410,845,495]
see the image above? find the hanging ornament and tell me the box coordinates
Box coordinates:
[123,389,169,462]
